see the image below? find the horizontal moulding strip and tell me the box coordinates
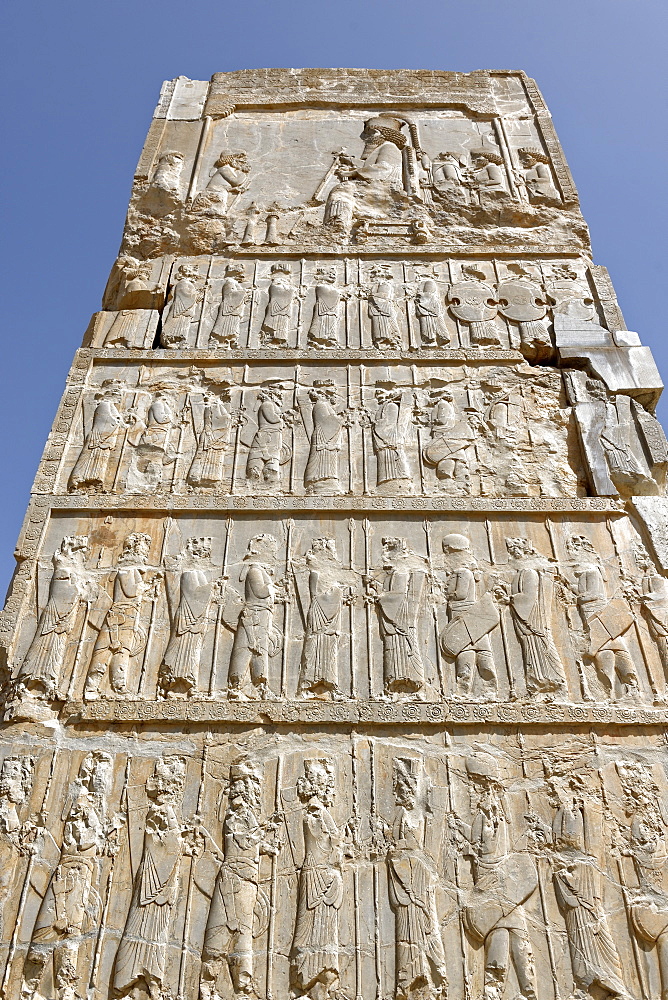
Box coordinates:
[62,698,668,728]
[25,494,624,514]
[76,348,526,363]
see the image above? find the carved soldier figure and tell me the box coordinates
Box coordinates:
[151,151,184,196]
[0,755,34,940]
[227,534,281,700]
[200,759,278,1000]
[431,151,470,201]
[84,532,157,700]
[113,756,191,1000]
[260,263,295,347]
[17,536,92,703]
[421,387,474,492]
[195,151,250,215]
[440,534,499,700]
[546,772,632,1000]
[566,534,640,701]
[387,758,448,1000]
[187,390,232,488]
[447,266,501,347]
[245,383,290,486]
[307,268,342,348]
[160,265,202,348]
[496,269,552,360]
[367,537,427,697]
[458,756,538,1000]
[516,148,560,204]
[296,538,346,700]
[371,386,414,493]
[635,546,668,674]
[69,383,126,492]
[290,759,343,1000]
[130,390,182,488]
[159,537,219,699]
[300,380,343,495]
[210,263,247,348]
[470,149,508,200]
[23,752,115,1000]
[616,761,668,1000]
[367,267,402,349]
[414,278,449,347]
[504,537,568,700]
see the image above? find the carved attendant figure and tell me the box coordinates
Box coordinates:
[246,384,289,486]
[504,537,568,700]
[291,759,343,1000]
[548,773,632,1000]
[307,268,342,348]
[23,752,114,1000]
[0,755,34,940]
[113,757,189,1000]
[616,761,668,1000]
[69,384,125,492]
[260,263,295,347]
[187,391,232,488]
[440,534,499,700]
[132,391,181,488]
[196,151,250,215]
[368,537,427,696]
[367,267,402,349]
[636,547,668,674]
[567,534,640,701]
[210,263,247,348]
[301,381,343,495]
[387,758,448,1000]
[371,387,414,493]
[421,388,474,492]
[414,278,449,347]
[459,757,538,1000]
[84,532,157,700]
[159,537,218,699]
[200,760,278,1000]
[151,151,184,196]
[470,149,508,200]
[17,536,92,702]
[227,534,281,700]
[517,148,560,204]
[297,538,345,700]
[160,265,202,348]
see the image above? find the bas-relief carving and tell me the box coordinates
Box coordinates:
[120,103,588,258]
[5,67,668,1000]
[1,737,667,1000]
[59,361,584,500]
[10,511,668,711]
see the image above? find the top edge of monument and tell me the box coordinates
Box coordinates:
[154,67,548,121]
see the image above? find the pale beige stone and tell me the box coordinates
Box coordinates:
[0,68,667,1000]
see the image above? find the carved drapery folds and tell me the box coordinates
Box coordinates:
[2,67,668,1000]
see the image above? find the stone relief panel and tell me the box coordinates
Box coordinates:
[0,732,665,1000]
[121,104,588,259]
[50,359,587,500]
[5,510,668,717]
[88,257,624,358]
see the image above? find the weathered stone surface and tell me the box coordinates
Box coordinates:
[1,68,668,1000]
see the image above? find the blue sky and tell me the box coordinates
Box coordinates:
[1,0,666,595]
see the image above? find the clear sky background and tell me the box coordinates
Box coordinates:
[1,0,666,596]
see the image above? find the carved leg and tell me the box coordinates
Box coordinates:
[455,651,475,698]
[614,647,640,701]
[483,927,509,1000]
[657,930,668,1000]
[594,649,616,699]
[21,947,48,1000]
[109,649,131,697]
[508,926,536,1000]
[83,648,109,700]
